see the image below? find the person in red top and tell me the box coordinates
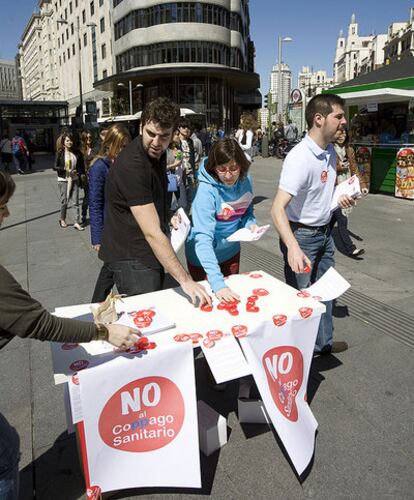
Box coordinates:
[11,130,29,175]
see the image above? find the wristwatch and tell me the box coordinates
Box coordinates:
[94,323,109,341]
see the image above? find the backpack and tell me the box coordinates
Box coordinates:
[285,124,298,141]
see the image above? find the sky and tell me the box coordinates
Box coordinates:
[1,0,413,94]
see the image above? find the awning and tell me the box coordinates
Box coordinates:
[97,107,197,124]
[336,88,414,106]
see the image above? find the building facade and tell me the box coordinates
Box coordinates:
[269,62,291,121]
[18,0,259,127]
[0,60,20,100]
[298,66,333,97]
[383,7,414,64]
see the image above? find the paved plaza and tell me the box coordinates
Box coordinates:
[0,154,413,500]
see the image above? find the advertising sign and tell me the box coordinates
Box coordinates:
[395,147,414,199]
[355,146,372,190]
[78,342,200,494]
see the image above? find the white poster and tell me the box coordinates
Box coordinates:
[78,342,201,493]
[239,313,321,475]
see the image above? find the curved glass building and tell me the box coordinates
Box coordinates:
[97,0,260,128]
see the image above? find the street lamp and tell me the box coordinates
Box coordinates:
[117,82,143,115]
[277,36,292,122]
[57,17,96,121]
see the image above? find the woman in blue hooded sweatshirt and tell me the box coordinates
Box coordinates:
[185,138,257,302]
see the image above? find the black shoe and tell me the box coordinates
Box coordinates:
[350,248,365,257]
[315,341,349,355]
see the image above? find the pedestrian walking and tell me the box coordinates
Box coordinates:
[89,124,131,302]
[178,117,196,210]
[271,94,355,355]
[185,138,257,302]
[97,97,211,305]
[0,134,12,172]
[80,130,97,225]
[0,170,139,500]
[11,130,29,174]
[53,131,86,230]
[235,113,256,161]
[166,129,186,212]
[331,128,368,257]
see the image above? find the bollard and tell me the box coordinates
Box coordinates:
[262,135,269,158]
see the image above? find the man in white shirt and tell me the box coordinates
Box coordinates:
[271,94,354,354]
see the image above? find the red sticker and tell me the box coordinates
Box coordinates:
[217,302,228,311]
[263,346,304,422]
[173,334,190,343]
[298,307,313,318]
[136,309,156,318]
[252,288,269,296]
[232,325,248,338]
[98,376,185,452]
[189,333,203,344]
[297,290,311,298]
[249,273,263,279]
[247,305,260,313]
[228,309,239,316]
[203,338,216,349]
[320,170,328,183]
[303,265,311,273]
[312,295,322,301]
[272,314,288,327]
[206,330,223,341]
[247,295,258,301]
[200,304,213,312]
[62,343,79,350]
[70,360,89,372]
[86,486,102,500]
[71,373,80,385]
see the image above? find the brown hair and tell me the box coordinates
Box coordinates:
[305,94,345,129]
[240,112,257,132]
[206,138,250,181]
[141,97,180,130]
[80,130,95,155]
[91,124,131,165]
[0,171,16,206]
[56,131,75,153]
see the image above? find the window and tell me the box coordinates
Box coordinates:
[83,32,87,46]
[72,43,75,55]
[67,48,70,59]
[66,28,69,40]
[58,38,60,48]
[102,69,107,78]
[59,55,61,65]
[62,33,64,44]
[99,0,103,5]
[101,43,106,59]
[63,53,66,62]
[90,1,94,16]
[64,7,67,19]
[69,2,72,14]
[82,9,86,23]
[71,23,74,35]
[100,17,105,33]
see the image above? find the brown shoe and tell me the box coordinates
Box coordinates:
[330,341,349,353]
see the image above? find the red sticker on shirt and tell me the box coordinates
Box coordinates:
[298,307,313,318]
[321,171,328,183]
[70,360,89,372]
[272,314,288,327]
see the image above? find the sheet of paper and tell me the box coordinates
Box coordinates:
[304,267,350,302]
[331,175,361,211]
[116,309,176,336]
[200,333,251,384]
[68,375,83,424]
[170,208,191,252]
[226,224,270,242]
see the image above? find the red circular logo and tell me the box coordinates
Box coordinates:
[252,288,269,296]
[298,307,313,318]
[98,376,184,452]
[272,314,288,327]
[189,333,203,344]
[70,360,89,372]
[249,273,263,279]
[321,171,328,183]
[231,325,248,338]
[174,334,190,343]
[62,343,79,350]
[297,290,311,298]
[203,338,215,349]
[200,303,213,312]
[71,373,80,385]
[263,346,303,422]
[206,330,223,341]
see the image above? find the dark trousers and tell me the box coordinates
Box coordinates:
[95,260,165,298]
[187,252,241,282]
[91,263,115,303]
[331,208,355,255]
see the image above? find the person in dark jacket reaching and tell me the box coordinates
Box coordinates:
[0,171,139,500]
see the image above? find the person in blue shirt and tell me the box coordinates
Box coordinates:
[89,124,131,302]
[185,138,257,302]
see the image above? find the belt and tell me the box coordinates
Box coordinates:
[290,221,331,231]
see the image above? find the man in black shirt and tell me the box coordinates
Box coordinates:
[98,97,211,305]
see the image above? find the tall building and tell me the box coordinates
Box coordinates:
[333,14,383,84]
[269,62,291,120]
[0,59,19,100]
[298,66,333,97]
[18,0,260,127]
[383,7,414,64]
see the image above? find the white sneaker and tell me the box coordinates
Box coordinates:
[73,223,85,231]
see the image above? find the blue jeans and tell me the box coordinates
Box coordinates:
[0,414,20,500]
[280,225,335,353]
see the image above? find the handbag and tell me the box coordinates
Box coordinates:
[167,171,178,192]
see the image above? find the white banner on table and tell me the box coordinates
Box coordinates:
[79,342,200,493]
[304,267,350,302]
[200,330,251,384]
[239,313,321,475]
